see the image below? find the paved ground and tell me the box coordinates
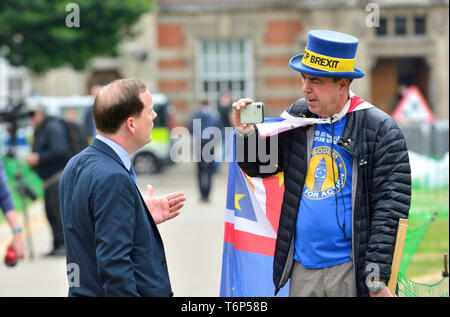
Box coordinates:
[0,161,229,297]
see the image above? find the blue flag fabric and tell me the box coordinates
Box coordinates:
[220,125,289,297]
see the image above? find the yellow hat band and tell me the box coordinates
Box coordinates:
[302,49,356,73]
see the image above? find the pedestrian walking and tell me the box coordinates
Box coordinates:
[189,100,222,202]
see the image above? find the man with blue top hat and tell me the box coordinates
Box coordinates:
[232,30,411,297]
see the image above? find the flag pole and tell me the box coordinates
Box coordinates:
[388,218,408,295]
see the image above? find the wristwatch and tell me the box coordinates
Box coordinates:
[368,281,386,294]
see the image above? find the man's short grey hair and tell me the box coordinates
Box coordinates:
[27,101,46,114]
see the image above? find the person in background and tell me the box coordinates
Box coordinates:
[217,92,234,164]
[26,104,69,257]
[218,92,233,130]
[0,160,25,258]
[84,84,103,143]
[189,99,222,202]
[64,108,78,123]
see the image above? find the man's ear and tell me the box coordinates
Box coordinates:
[125,117,136,135]
[339,78,350,91]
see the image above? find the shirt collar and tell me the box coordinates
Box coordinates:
[95,134,132,171]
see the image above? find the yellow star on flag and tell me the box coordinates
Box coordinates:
[276,171,284,187]
[245,175,255,192]
[235,194,246,211]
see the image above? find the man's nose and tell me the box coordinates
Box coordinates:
[302,79,312,93]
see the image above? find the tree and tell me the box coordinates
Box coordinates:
[0,0,155,73]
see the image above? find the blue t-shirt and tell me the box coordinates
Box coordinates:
[294,116,353,268]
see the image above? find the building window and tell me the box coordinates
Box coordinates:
[414,16,426,35]
[395,17,407,35]
[376,17,388,36]
[8,76,23,101]
[197,39,253,108]
[0,58,29,109]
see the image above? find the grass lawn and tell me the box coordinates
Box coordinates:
[404,188,449,281]
[404,217,449,279]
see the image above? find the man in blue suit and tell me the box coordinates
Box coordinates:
[59,78,186,296]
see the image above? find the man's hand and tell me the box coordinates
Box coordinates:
[232,98,256,134]
[26,153,40,168]
[369,287,395,297]
[144,185,186,224]
[369,282,395,297]
[10,233,25,259]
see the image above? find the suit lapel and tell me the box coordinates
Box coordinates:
[90,138,161,233]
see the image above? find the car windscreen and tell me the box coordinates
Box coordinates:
[153,103,168,128]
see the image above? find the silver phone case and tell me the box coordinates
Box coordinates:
[240,102,264,124]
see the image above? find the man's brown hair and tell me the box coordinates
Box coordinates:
[93,78,147,134]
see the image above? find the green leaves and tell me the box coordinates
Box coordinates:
[0,0,154,73]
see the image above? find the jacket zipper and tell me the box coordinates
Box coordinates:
[338,137,359,294]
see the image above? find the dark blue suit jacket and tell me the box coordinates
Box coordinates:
[59,138,172,297]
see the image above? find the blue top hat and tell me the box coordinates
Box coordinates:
[290,30,365,79]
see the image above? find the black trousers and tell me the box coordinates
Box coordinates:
[197,161,214,200]
[44,180,65,249]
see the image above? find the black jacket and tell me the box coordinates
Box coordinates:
[33,116,70,180]
[237,98,411,297]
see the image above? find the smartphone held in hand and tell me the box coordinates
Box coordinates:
[240,102,264,124]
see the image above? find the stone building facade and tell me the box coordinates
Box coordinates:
[30,0,449,124]
[0,57,31,109]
